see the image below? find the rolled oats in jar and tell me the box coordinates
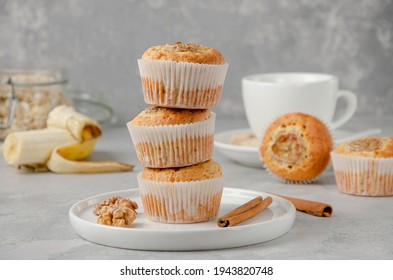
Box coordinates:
[0,69,69,139]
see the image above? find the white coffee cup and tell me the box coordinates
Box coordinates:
[242,73,357,140]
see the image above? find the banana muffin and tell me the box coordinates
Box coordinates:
[260,112,333,183]
[331,137,393,196]
[127,107,215,168]
[137,42,228,109]
[137,159,224,223]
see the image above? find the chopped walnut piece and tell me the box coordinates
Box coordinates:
[93,196,138,227]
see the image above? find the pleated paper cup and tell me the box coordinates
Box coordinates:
[137,173,224,223]
[331,152,393,196]
[137,59,228,109]
[127,113,215,168]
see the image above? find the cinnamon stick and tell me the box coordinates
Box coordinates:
[217,196,273,227]
[270,193,333,217]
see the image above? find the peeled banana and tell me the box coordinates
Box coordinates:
[2,105,134,173]
[47,105,102,141]
[3,128,77,166]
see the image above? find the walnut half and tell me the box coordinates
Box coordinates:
[93,196,138,227]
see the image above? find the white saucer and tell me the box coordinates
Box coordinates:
[214,129,262,168]
[69,188,295,251]
[214,128,381,168]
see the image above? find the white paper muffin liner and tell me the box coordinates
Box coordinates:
[137,174,224,223]
[331,152,393,196]
[137,59,228,109]
[127,113,215,168]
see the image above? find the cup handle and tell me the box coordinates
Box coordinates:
[330,90,358,130]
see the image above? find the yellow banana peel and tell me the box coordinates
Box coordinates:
[48,146,134,174]
[47,105,102,141]
[57,138,97,161]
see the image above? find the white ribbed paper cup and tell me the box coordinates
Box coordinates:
[137,59,228,109]
[127,113,215,168]
[137,173,224,223]
[331,152,393,196]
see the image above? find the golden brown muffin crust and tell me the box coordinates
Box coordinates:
[141,159,222,182]
[334,137,393,158]
[260,112,333,181]
[142,42,225,64]
[130,107,211,126]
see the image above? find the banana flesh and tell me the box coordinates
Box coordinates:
[2,105,134,173]
[3,128,77,166]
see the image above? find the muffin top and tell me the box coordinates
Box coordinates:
[130,107,211,126]
[334,137,393,158]
[260,112,333,182]
[141,159,222,182]
[141,42,225,64]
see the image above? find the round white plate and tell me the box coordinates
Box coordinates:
[214,128,381,168]
[69,187,296,251]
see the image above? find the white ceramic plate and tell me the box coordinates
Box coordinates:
[69,188,296,251]
[214,128,381,168]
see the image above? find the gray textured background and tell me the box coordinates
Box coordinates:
[1,0,392,124]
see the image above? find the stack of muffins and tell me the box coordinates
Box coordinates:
[128,42,229,223]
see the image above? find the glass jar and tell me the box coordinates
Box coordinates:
[0,69,69,139]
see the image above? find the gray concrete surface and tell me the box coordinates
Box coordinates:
[1,116,392,259]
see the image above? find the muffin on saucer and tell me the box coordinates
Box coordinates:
[260,112,333,183]
[137,42,228,109]
[331,137,393,196]
[138,159,224,223]
[127,106,215,168]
